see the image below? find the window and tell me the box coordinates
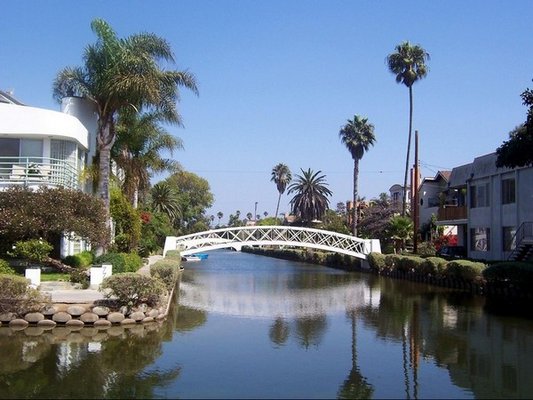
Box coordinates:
[470,183,490,208]
[502,226,516,252]
[470,227,490,251]
[502,178,516,204]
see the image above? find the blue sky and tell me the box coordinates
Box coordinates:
[2,1,532,222]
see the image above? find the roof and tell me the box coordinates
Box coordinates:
[0,90,25,105]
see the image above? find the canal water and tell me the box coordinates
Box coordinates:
[1,250,533,399]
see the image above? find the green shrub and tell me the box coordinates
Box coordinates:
[95,252,126,273]
[445,260,486,281]
[420,257,448,276]
[63,251,94,268]
[0,259,15,275]
[123,252,143,272]
[10,239,53,264]
[384,254,399,270]
[367,252,386,272]
[0,274,44,314]
[482,262,533,285]
[397,255,425,272]
[69,267,90,289]
[417,241,437,257]
[165,250,181,261]
[101,273,165,307]
[151,259,180,291]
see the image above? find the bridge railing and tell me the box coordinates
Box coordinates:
[163,225,381,259]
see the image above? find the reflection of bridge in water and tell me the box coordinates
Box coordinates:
[178,279,381,319]
[164,226,381,259]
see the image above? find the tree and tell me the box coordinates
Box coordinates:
[496,82,533,168]
[114,110,183,208]
[246,212,253,221]
[388,215,414,252]
[165,171,214,234]
[339,115,376,236]
[53,19,198,228]
[271,163,292,221]
[387,41,430,216]
[288,168,332,225]
[150,182,181,221]
[216,211,223,227]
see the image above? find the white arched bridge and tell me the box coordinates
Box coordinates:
[163,225,381,259]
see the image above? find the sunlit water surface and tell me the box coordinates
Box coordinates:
[1,250,533,399]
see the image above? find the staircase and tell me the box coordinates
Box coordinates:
[508,222,533,261]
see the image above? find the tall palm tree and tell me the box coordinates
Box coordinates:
[271,163,292,221]
[339,115,376,236]
[288,168,332,225]
[53,18,198,227]
[217,211,223,226]
[114,110,183,208]
[387,41,429,216]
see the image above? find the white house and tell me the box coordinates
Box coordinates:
[437,152,533,261]
[0,91,98,257]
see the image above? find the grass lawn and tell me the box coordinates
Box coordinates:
[40,272,70,282]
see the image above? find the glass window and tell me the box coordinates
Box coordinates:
[0,138,20,157]
[470,227,490,251]
[502,226,516,252]
[470,183,490,208]
[20,139,43,161]
[502,178,516,204]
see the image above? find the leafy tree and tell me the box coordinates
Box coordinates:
[53,18,198,227]
[320,209,350,235]
[110,187,141,252]
[114,110,183,208]
[288,168,332,225]
[271,163,292,221]
[496,83,533,168]
[228,210,245,227]
[339,115,376,236]
[358,193,401,252]
[165,170,214,234]
[387,41,430,216]
[216,211,224,227]
[150,182,181,221]
[139,211,175,256]
[0,186,108,254]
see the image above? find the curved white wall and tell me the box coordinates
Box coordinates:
[0,103,89,149]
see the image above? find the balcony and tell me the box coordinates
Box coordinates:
[437,205,467,222]
[0,157,80,191]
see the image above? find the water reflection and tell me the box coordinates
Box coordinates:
[1,252,533,398]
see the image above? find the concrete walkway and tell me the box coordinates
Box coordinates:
[41,254,165,304]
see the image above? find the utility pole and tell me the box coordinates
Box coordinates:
[413,131,420,253]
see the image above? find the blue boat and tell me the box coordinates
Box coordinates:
[195,253,209,260]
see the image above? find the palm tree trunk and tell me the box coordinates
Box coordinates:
[275,192,282,222]
[353,158,359,236]
[402,86,414,217]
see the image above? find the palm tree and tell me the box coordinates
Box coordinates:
[339,115,376,236]
[114,110,183,208]
[288,168,332,225]
[387,41,429,216]
[53,18,198,227]
[217,211,223,226]
[271,163,292,221]
[389,215,414,252]
[150,182,181,222]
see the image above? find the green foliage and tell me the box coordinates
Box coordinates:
[420,257,448,276]
[445,260,486,281]
[139,211,175,257]
[482,261,533,285]
[63,251,94,268]
[165,250,181,261]
[0,259,15,275]
[288,168,332,224]
[10,239,53,264]
[367,252,387,272]
[0,186,108,251]
[417,241,436,257]
[150,259,180,291]
[69,268,90,289]
[0,274,44,314]
[257,217,281,226]
[101,273,165,307]
[320,210,350,235]
[396,255,425,272]
[95,252,142,273]
[110,188,141,252]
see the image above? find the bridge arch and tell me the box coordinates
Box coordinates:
[163,225,381,260]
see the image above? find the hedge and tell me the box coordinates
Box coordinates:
[150,259,181,291]
[444,260,486,281]
[63,251,94,268]
[94,252,143,273]
[420,257,448,276]
[482,261,533,285]
[100,273,165,307]
[0,259,15,275]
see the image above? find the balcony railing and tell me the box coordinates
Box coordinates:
[437,205,467,221]
[0,157,79,190]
